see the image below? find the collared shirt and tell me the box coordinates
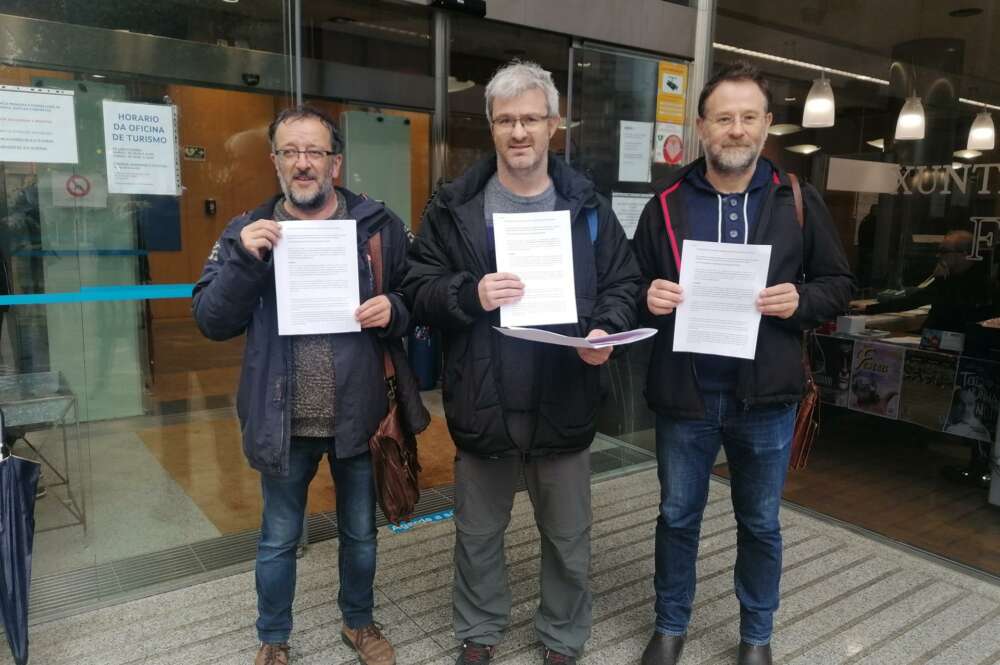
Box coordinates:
[683,160,773,392]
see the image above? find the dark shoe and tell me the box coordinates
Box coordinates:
[542,648,576,664]
[641,633,685,665]
[254,642,289,665]
[456,641,495,664]
[737,642,772,665]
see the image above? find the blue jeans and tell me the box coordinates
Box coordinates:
[653,393,795,646]
[256,438,377,643]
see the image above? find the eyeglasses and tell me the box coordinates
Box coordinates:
[274,148,337,162]
[707,113,764,129]
[491,114,549,133]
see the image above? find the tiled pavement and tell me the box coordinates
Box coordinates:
[9,467,1000,665]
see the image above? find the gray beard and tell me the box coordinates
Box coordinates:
[279,176,334,212]
[706,144,760,175]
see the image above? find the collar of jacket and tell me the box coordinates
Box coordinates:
[652,156,786,269]
[432,153,598,274]
[245,187,391,241]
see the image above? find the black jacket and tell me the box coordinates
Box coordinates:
[403,155,640,457]
[633,158,854,419]
[193,189,429,476]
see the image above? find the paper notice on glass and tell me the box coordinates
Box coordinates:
[611,192,653,239]
[493,210,577,327]
[673,240,772,359]
[273,219,361,336]
[618,120,653,182]
[494,326,657,348]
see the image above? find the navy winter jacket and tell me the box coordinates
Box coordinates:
[193,189,426,476]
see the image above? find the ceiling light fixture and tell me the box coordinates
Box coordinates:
[803,74,835,127]
[768,123,802,136]
[714,43,1000,112]
[967,110,996,150]
[786,144,820,154]
[866,138,884,150]
[895,95,925,140]
[954,148,982,159]
[447,76,475,93]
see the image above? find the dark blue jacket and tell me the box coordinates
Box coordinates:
[192,189,427,476]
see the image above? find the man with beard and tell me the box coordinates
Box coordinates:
[631,62,853,665]
[404,61,639,665]
[194,106,421,665]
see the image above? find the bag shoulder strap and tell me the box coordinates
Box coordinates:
[366,230,395,380]
[788,172,804,229]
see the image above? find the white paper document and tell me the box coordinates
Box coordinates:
[493,210,577,327]
[494,326,657,348]
[618,120,653,183]
[274,220,361,336]
[673,240,772,359]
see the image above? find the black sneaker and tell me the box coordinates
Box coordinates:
[542,648,576,665]
[456,641,495,664]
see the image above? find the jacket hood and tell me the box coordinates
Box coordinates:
[652,156,785,195]
[437,153,597,209]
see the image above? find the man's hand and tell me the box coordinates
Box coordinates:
[356,295,392,329]
[577,329,613,366]
[478,272,524,312]
[647,279,683,315]
[757,283,799,319]
[240,220,281,260]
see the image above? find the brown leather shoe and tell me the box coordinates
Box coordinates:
[341,623,396,665]
[255,642,289,665]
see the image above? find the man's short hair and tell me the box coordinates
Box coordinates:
[697,61,772,118]
[268,105,344,154]
[484,60,560,120]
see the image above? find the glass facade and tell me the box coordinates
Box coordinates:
[0,0,995,625]
[714,0,1000,576]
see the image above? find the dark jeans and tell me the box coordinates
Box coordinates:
[653,393,795,646]
[255,437,377,643]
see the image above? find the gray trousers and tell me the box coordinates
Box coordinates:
[453,448,593,657]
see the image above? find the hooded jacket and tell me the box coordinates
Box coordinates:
[403,154,640,457]
[192,189,429,476]
[633,157,854,419]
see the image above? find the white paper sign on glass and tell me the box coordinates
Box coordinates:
[274,219,361,336]
[102,100,180,195]
[617,120,653,183]
[493,210,577,327]
[0,85,78,164]
[672,240,772,360]
[611,192,653,239]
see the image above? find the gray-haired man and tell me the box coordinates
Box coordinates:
[404,61,640,665]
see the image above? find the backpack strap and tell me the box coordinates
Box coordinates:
[586,207,598,245]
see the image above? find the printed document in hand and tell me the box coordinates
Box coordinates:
[273,219,361,336]
[493,210,577,327]
[494,326,657,348]
[672,240,771,359]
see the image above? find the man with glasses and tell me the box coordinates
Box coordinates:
[404,61,639,665]
[194,106,419,665]
[632,62,852,665]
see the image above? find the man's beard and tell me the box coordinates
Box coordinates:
[279,171,334,212]
[706,141,762,175]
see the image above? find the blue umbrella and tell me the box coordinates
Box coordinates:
[0,443,40,665]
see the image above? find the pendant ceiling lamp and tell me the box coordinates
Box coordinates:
[967,110,996,150]
[894,95,925,140]
[802,75,835,128]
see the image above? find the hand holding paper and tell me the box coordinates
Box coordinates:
[757,283,799,319]
[478,272,525,311]
[647,279,684,315]
[577,329,613,366]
